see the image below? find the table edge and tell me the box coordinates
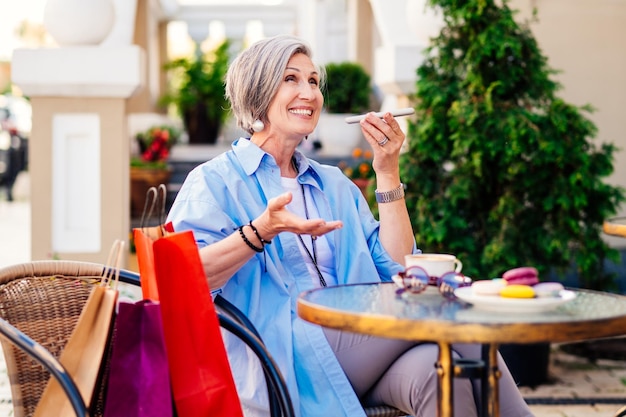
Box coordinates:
[297,285,626,344]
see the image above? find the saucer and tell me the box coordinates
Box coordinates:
[454,287,576,312]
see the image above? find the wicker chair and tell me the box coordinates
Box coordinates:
[0,260,294,417]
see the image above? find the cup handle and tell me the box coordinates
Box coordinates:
[455,259,463,273]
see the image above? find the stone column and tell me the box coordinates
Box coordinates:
[11,0,144,267]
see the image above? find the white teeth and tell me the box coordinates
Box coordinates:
[290,109,312,116]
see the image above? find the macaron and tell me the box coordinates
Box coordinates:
[471,279,506,296]
[500,284,536,299]
[533,282,564,298]
[503,267,539,286]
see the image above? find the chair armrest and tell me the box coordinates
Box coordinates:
[0,318,88,417]
[218,312,295,417]
[214,294,285,416]
[214,294,263,339]
[117,268,141,286]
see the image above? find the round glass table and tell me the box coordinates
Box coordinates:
[297,282,626,417]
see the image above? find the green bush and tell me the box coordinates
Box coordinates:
[323,62,371,114]
[400,0,625,290]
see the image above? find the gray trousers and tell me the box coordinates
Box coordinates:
[323,328,534,417]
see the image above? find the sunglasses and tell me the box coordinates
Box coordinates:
[395,265,472,299]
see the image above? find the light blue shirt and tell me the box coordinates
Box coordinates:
[167,138,414,417]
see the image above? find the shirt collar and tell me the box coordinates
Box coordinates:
[232,138,265,176]
[232,138,319,185]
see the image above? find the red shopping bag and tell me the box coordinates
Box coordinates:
[153,230,244,417]
[103,300,173,417]
[133,185,174,301]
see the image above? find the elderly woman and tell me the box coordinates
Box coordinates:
[167,35,533,417]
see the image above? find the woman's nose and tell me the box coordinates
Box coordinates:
[298,82,315,100]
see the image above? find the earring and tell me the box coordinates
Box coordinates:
[252,119,264,132]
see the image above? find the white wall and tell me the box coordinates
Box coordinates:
[510,0,626,218]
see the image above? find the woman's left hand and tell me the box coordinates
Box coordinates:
[359,112,405,178]
[358,112,414,264]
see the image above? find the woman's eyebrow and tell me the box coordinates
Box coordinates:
[285,67,319,76]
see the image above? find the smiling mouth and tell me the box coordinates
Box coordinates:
[289,109,313,116]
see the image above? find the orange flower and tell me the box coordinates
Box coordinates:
[358,162,371,176]
[341,147,374,180]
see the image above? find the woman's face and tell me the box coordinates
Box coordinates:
[265,53,323,139]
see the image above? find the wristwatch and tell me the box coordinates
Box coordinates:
[375,183,405,203]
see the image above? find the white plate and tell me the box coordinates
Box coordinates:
[454,287,576,312]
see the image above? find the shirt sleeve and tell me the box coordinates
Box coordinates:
[166,164,238,249]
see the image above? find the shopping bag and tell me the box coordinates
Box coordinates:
[34,240,123,417]
[103,300,173,417]
[133,184,174,301]
[153,230,244,417]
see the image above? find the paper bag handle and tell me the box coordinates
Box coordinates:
[139,184,168,233]
[102,239,124,289]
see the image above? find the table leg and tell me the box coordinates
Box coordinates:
[436,342,454,417]
[481,344,501,417]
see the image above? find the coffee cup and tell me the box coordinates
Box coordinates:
[404,253,463,279]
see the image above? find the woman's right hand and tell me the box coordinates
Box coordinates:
[199,192,342,288]
[253,192,343,241]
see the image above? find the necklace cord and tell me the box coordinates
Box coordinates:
[297,184,327,287]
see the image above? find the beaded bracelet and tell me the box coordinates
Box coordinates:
[238,225,264,253]
[249,221,272,246]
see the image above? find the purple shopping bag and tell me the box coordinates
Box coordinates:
[103,300,173,417]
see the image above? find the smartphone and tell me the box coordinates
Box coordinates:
[344,108,415,124]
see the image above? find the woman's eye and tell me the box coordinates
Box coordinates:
[285,75,296,82]
[309,78,319,86]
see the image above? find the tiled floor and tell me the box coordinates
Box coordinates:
[523,345,626,416]
[0,358,11,416]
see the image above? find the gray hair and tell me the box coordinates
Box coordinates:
[225,34,324,135]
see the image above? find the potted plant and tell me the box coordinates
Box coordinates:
[400,0,625,385]
[130,124,180,217]
[159,41,230,145]
[317,61,372,156]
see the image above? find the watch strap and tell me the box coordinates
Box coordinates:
[375,183,405,203]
